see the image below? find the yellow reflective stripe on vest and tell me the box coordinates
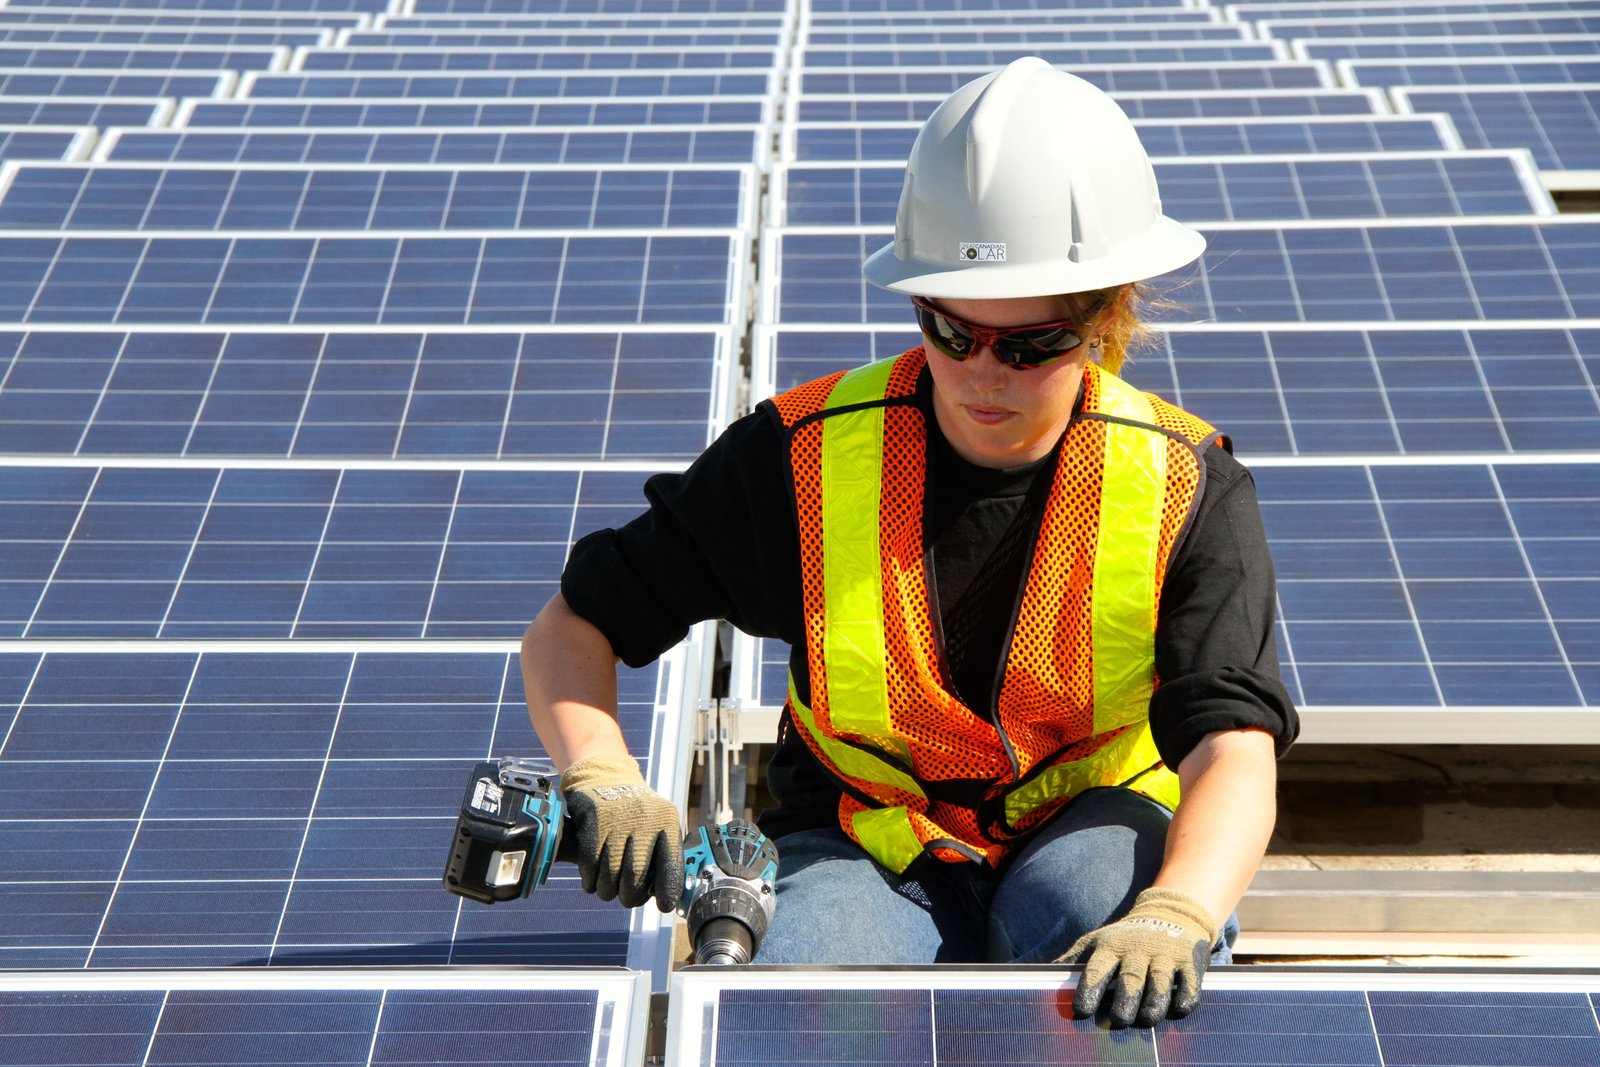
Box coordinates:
[788,679,928,805]
[1089,373,1167,735]
[819,358,899,740]
[1004,722,1180,826]
[850,804,924,873]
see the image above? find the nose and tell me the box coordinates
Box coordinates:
[966,341,1010,389]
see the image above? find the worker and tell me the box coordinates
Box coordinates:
[523,56,1298,1028]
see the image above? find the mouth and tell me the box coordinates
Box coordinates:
[963,405,1015,426]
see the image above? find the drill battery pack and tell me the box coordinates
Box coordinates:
[442,758,568,904]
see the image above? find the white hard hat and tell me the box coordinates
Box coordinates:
[861,56,1205,299]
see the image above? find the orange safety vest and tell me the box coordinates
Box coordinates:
[769,348,1220,873]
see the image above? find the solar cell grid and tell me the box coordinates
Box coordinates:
[242,70,776,98]
[763,219,1600,324]
[293,43,783,71]
[0,6,367,26]
[409,0,788,11]
[0,326,732,460]
[807,0,1197,9]
[341,28,787,46]
[0,70,230,98]
[1261,10,1600,36]
[0,127,93,163]
[791,88,1385,122]
[0,25,333,46]
[1298,35,1600,62]
[0,43,288,70]
[0,162,758,232]
[1339,56,1600,87]
[1229,0,1600,17]
[0,464,697,639]
[798,43,1288,66]
[773,154,1551,227]
[0,230,745,326]
[374,13,787,27]
[0,97,171,128]
[99,125,768,166]
[803,6,1219,22]
[14,0,392,10]
[177,95,773,127]
[0,648,679,966]
[799,63,1333,96]
[784,116,1459,161]
[800,24,1251,43]
[1394,85,1600,171]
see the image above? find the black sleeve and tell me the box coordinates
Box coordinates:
[1149,444,1300,769]
[559,407,802,668]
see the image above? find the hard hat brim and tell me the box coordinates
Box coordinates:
[861,216,1206,299]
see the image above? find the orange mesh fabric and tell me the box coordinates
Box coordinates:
[771,369,847,429]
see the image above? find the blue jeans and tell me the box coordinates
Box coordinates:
[753,787,1239,965]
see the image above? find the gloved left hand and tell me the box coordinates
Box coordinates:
[1058,886,1219,1028]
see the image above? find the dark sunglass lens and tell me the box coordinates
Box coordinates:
[917,306,978,359]
[996,326,1082,365]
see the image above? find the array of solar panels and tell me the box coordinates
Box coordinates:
[0,0,1596,1061]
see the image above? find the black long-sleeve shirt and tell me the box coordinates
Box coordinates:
[562,366,1298,838]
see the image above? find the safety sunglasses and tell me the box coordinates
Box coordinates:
[912,295,1101,370]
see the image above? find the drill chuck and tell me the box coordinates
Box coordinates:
[685,872,774,965]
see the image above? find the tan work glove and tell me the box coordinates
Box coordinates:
[560,754,684,913]
[1059,886,1219,1028]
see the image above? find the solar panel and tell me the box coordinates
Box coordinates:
[808,0,1200,9]
[342,27,788,46]
[798,62,1334,95]
[771,153,1552,227]
[0,24,334,46]
[0,464,712,639]
[0,126,93,162]
[1229,0,1600,17]
[791,88,1387,122]
[0,97,172,128]
[798,43,1288,66]
[100,125,769,166]
[0,43,289,70]
[293,44,784,71]
[0,69,230,98]
[0,326,735,460]
[178,95,774,127]
[1339,56,1600,87]
[804,6,1223,22]
[242,70,777,98]
[14,0,391,10]
[665,970,1600,1065]
[409,0,788,11]
[1393,84,1600,171]
[762,219,1600,324]
[1298,35,1600,62]
[783,115,1460,161]
[800,25,1251,44]
[0,231,747,326]
[0,971,648,1067]
[1261,10,1600,36]
[0,645,690,964]
[374,12,787,27]
[0,162,760,233]
[752,323,1600,456]
[0,6,367,26]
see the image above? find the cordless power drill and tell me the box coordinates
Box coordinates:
[442,757,779,966]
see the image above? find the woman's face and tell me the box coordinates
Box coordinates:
[921,294,1095,469]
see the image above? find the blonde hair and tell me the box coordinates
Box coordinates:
[1063,283,1158,376]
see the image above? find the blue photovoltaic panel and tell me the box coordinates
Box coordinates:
[0,328,728,460]
[0,981,630,1066]
[12,0,391,10]
[408,0,786,10]
[180,97,772,127]
[1395,85,1600,171]
[0,232,741,326]
[0,26,330,45]
[0,466,687,639]
[799,43,1285,66]
[1231,0,1600,18]
[0,164,754,232]
[803,25,1248,43]
[102,126,766,165]
[0,44,284,70]
[1340,56,1600,86]
[760,325,1600,456]
[0,649,667,965]
[793,90,1382,122]
[774,155,1546,226]
[0,98,167,127]
[343,28,786,46]
[675,978,1600,1067]
[245,71,775,98]
[1301,36,1600,61]
[768,222,1600,324]
[0,71,227,98]
[376,14,786,27]
[1264,12,1600,36]
[789,117,1453,161]
[804,7,1217,22]
[806,0,1203,9]
[0,128,86,162]
[0,8,364,26]
[295,45,781,70]
[798,65,1332,95]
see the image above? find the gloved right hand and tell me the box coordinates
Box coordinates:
[560,753,684,913]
